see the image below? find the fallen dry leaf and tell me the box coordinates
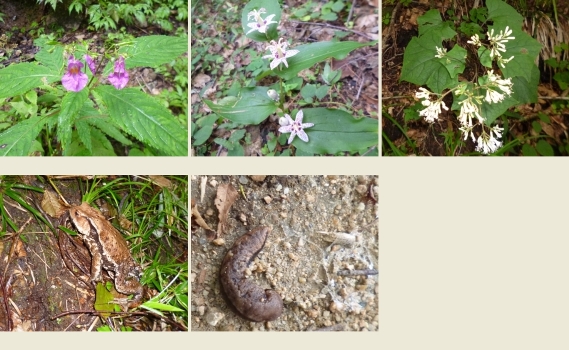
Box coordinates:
[215,183,238,236]
[41,190,67,218]
[193,73,211,88]
[191,200,215,232]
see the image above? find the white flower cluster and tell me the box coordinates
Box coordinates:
[484,70,513,104]
[467,27,515,68]
[435,46,447,58]
[475,126,504,154]
[415,87,448,123]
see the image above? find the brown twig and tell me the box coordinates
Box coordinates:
[289,20,374,40]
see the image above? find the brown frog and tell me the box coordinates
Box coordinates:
[67,202,143,308]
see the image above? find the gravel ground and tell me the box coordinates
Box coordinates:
[191,175,378,331]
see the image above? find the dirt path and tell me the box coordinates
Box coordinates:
[191,175,378,331]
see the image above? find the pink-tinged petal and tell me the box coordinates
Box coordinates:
[84,54,96,74]
[269,58,280,70]
[297,129,309,142]
[287,132,296,144]
[278,125,291,133]
[108,56,129,89]
[302,122,315,128]
[284,114,294,124]
[62,56,88,92]
[295,110,304,123]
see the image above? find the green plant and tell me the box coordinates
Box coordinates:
[194,0,377,156]
[400,0,541,155]
[0,176,53,236]
[0,34,188,156]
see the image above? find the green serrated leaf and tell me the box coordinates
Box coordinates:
[0,116,47,156]
[33,38,65,73]
[0,63,60,99]
[94,86,188,156]
[58,88,89,151]
[120,36,188,69]
[290,108,377,154]
[204,87,277,125]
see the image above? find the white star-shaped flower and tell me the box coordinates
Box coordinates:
[278,110,314,144]
[246,8,277,34]
[263,38,299,70]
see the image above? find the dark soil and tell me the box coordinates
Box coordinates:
[382,0,569,156]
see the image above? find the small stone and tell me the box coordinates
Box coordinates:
[355,184,367,195]
[264,196,273,204]
[288,253,298,261]
[280,212,287,218]
[250,175,267,182]
[306,194,315,203]
[205,308,225,326]
[239,213,247,223]
[357,202,366,211]
[306,309,318,318]
[330,301,343,313]
[298,277,306,283]
[205,208,214,216]
[209,179,218,187]
[283,187,290,195]
[198,306,206,316]
[275,184,283,191]
[239,176,249,185]
[212,238,225,246]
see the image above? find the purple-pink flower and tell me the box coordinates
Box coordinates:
[108,56,129,90]
[62,56,88,92]
[84,54,96,75]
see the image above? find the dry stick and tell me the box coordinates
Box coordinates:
[345,0,357,24]
[337,269,378,276]
[289,20,374,40]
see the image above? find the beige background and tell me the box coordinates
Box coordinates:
[3,158,569,348]
[4,3,569,347]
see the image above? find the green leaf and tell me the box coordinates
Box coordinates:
[192,115,218,146]
[0,116,47,156]
[57,88,89,151]
[417,9,456,41]
[439,45,467,77]
[331,0,345,12]
[120,36,188,69]
[0,63,60,99]
[477,46,493,68]
[486,0,523,29]
[510,65,539,104]
[242,0,281,42]
[300,84,316,99]
[499,29,541,82]
[536,139,554,156]
[271,41,376,80]
[33,38,65,73]
[93,86,188,156]
[290,108,378,154]
[141,301,184,312]
[315,85,329,100]
[400,36,455,93]
[204,87,277,125]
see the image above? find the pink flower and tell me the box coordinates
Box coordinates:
[108,56,129,90]
[84,54,96,75]
[62,56,88,92]
[278,110,314,144]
